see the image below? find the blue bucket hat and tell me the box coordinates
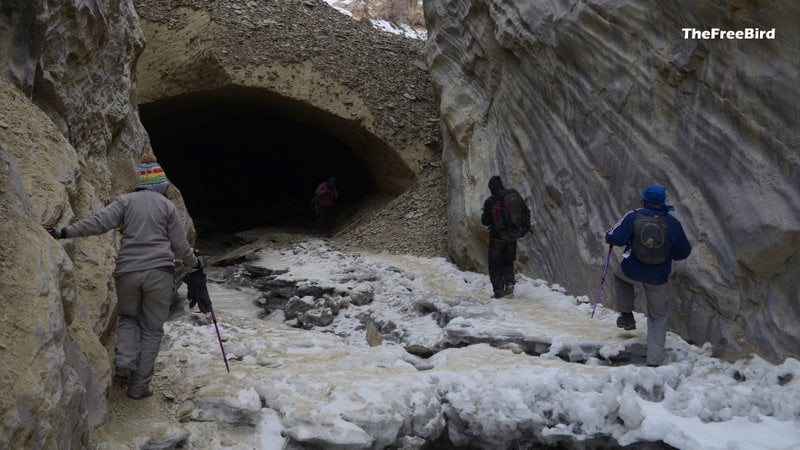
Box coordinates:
[641,184,674,211]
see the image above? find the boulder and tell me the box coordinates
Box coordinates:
[243,263,273,277]
[350,284,376,306]
[285,295,318,320]
[366,318,384,347]
[213,243,264,267]
[404,344,437,358]
[299,307,336,328]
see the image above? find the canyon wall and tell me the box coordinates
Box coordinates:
[424,0,800,361]
[0,1,187,446]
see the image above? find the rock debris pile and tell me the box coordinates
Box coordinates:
[335,163,448,257]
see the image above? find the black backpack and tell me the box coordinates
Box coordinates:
[491,189,531,240]
[631,211,670,265]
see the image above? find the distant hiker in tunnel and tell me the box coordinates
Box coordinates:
[481,175,532,299]
[315,177,339,237]
[43,152,204,399]
[605,184,691,367]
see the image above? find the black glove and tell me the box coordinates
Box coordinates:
[185,270,213,313]
[192,248,207,270]
[42,224,66,239]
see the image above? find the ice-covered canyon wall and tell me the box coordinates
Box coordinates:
[0,1,191,446]
[424,0,800,362]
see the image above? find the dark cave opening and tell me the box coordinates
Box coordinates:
[139,88,392,235]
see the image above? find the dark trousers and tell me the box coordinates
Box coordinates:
[488,239,516,294]
[317,205,334,236]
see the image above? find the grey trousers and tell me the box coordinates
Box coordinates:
[613,267,670,366]
[114,269,174,395]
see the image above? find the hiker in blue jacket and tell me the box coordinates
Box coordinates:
[606,184,691,366]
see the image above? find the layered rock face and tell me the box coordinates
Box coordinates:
[425,0,799,361]
[0,1,180,446]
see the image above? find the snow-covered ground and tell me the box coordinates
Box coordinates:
[153,240,800,449]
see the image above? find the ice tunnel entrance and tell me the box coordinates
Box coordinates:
[139,87,414,234]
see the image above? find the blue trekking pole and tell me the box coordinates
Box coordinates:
[590,245,613,318]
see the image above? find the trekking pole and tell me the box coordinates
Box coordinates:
[209,306,230,373]
[590,245,614,318]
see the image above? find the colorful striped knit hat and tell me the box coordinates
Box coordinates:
[136,152,169,194]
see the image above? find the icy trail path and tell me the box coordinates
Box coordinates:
[98,241,800,449]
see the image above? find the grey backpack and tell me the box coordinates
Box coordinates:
[632,211,670,265]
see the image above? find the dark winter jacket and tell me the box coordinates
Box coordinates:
[605,204,692,285]
[482,177,507,240]
[481,175,506,240]
[315,183,338,207]
[481,195,503,239]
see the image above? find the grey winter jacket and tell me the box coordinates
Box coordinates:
[64,190,198,275]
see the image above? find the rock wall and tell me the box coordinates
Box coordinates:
[424,0,800,361]
[0,1,186,446]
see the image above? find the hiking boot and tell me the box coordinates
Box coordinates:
[493,291,505,299]
[616,312,636,330]
[126,387,153,400]
[504,282,515,296]
[114,367,132,386]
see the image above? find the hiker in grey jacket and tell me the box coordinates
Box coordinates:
[44,152,202,399]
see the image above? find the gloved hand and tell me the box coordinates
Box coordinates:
[185,270,213,314]
[194,254,207,270]
[42,224,66,239]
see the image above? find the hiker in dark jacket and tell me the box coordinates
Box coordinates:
[606,184,691,367]
[315,177,338,237]
[481,175,517,298]
[43,152,203,399]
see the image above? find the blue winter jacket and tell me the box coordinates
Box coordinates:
[605,205,691,285]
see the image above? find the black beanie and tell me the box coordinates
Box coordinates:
[488,175,504,194]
